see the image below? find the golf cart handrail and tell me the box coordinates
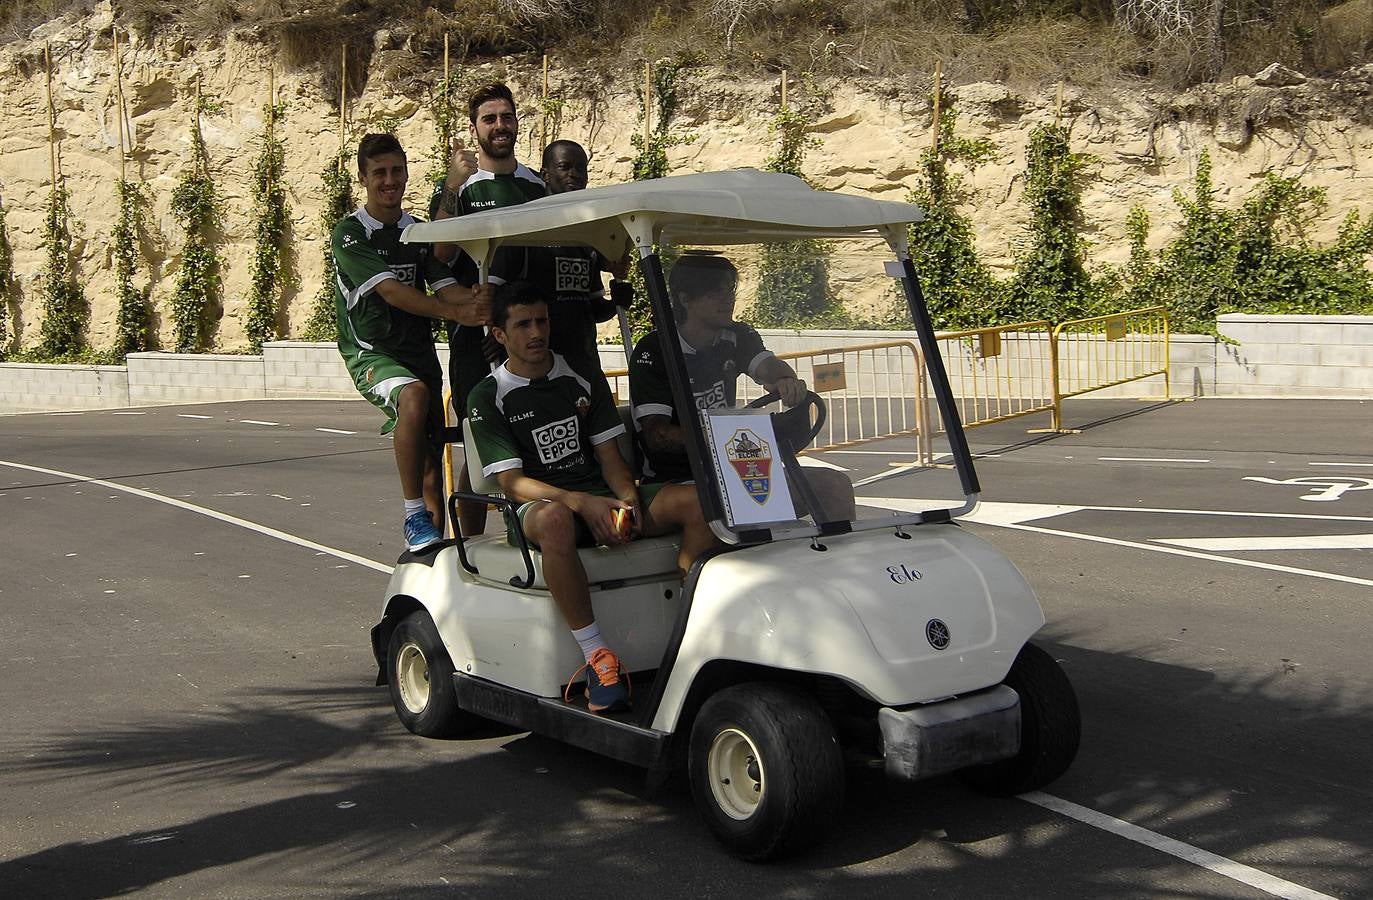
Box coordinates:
[401,169,925,261]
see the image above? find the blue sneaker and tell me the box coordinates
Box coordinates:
[403,510,443,552]
[566,647,630,713]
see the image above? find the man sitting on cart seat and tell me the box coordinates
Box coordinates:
[628,254,856,523]
[467,282,719,713]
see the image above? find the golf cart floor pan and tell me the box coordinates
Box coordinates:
[454,672,669,769]
[878,685,1020,781]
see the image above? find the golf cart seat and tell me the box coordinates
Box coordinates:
[456,419,682,589]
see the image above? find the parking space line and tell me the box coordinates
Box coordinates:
[1310,461,1373,468]
[1099,456,1211,463]
[316,427,356,435]
[240,420,281,427]
[177,414,212,420]
[0,459,394,575]
[1023,792,1336,900]
[1155,534,1373,551]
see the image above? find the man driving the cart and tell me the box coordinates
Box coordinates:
[467,282,719,713]
[628,253,856,522]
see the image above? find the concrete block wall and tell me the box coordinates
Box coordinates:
[126,353,266,404]
[1215,314,1373,398]
[0,362,130,412]
[263,342,356,398]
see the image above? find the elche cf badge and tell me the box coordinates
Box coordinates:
[725,428,773,505]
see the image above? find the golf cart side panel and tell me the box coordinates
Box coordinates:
[649,525,1044,733]
[384,547,682,697]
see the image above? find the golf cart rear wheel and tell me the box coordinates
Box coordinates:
[960,642,1081,795]
[386,610,479,739]
[688,683,845,860]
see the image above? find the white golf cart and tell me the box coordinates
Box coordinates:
[370,170,1080,860]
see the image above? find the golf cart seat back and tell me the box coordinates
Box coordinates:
[458,420,682,588]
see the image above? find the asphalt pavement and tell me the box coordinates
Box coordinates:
[1,396,1369,898]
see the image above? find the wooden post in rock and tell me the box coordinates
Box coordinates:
[930,60,943,155]
[780,68,788,111]
[540,52,549,150]
[114,29,127,182]
[46,43,59,186]
[339,43,348,153]
[643,61,652,143]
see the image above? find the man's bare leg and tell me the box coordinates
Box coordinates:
[639,484,720,575]
[394,382,435,520]
[455,466,487,536]
[521,501,594,629]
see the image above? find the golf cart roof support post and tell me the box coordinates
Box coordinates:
[898,256,982,499]
[635,249,733,538]
[620,213,656,259]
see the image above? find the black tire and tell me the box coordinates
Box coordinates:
[688,683,845,860]
[960,642,1081,795]
[386,610,480,739]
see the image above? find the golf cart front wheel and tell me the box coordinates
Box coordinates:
[386,610,480,739]
[688,683,845,860]
[960,641,1081,795]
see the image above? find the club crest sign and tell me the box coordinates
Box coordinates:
[725,429,774,505]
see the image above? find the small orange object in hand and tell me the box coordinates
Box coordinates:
[611,507,634,541]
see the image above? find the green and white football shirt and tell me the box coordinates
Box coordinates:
[467,353,624,495]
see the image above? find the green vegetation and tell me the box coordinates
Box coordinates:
[301,148,354,342]
[112,179,150,357]
[37,184,88,359]
[244,98,292,352]
[0,196,12,360]
[168,95,223,353]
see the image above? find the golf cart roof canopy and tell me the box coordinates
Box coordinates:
[402,169,926,260]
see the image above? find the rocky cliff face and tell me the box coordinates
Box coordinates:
[1,2,1370,351]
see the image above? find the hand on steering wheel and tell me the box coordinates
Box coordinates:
[745,389,827,448]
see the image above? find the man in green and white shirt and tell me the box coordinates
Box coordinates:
[333,133,491,552]
[467,282,717,713]
[430,81,548,537]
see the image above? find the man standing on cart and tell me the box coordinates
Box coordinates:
[332,133,491,552]
[467,282,718,713]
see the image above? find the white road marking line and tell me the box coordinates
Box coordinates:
[112,411,147,416]
[1154,534,1373,551]
[1099,456,1211,463]
[316,427,356,435]
[177,414,212,420]
[824,450,920,455]
[1022,792,1336,900]
[0,459,394,575]
[240,419,280,426]
[798,456,848,471]
[1309,461,1373,468]
[860,497,1373,587]
[47,412,84,416]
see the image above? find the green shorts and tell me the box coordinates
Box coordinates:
[351,353,442,441]
[508,482,667,548]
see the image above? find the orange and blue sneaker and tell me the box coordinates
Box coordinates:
[566,647,630,713]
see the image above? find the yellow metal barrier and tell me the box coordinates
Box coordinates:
[1040,305,1170,432]
[605,339,933,464]
[932,321,1056,431]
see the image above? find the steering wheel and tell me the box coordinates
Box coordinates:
[745,389,827,449]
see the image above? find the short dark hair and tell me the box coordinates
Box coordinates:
[468,82,517,123]
[669,254,738,309]
[541,139,587,170]
[357,133,405,175]
[492,281,547,329]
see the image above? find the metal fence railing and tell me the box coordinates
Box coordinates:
[932,321,1056,431]
[1044,306,1170,432]
[605,339,934,465]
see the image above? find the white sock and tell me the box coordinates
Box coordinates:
[403,497,426,520]
[571,622,608,662]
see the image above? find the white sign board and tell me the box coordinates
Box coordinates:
[701,409,797,527]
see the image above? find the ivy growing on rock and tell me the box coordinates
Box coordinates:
[907,98,1000,330]
[626,58,696,340]
[169,94,223,353]
[1005,123,1098,323]
[0,196,13,360]
[38,184,88,359]
[302,148,354,342]
[112,179,150,357]
[751,104,839,327]
[244,98,291,353]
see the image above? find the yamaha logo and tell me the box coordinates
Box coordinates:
[926,619,951,650]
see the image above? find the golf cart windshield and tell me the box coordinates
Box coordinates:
[403,170,980,545]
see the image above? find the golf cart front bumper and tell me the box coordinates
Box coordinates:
[879,685,1020,781]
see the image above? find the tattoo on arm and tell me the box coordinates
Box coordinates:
[641,417,683,454]
[438,187,460,216]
